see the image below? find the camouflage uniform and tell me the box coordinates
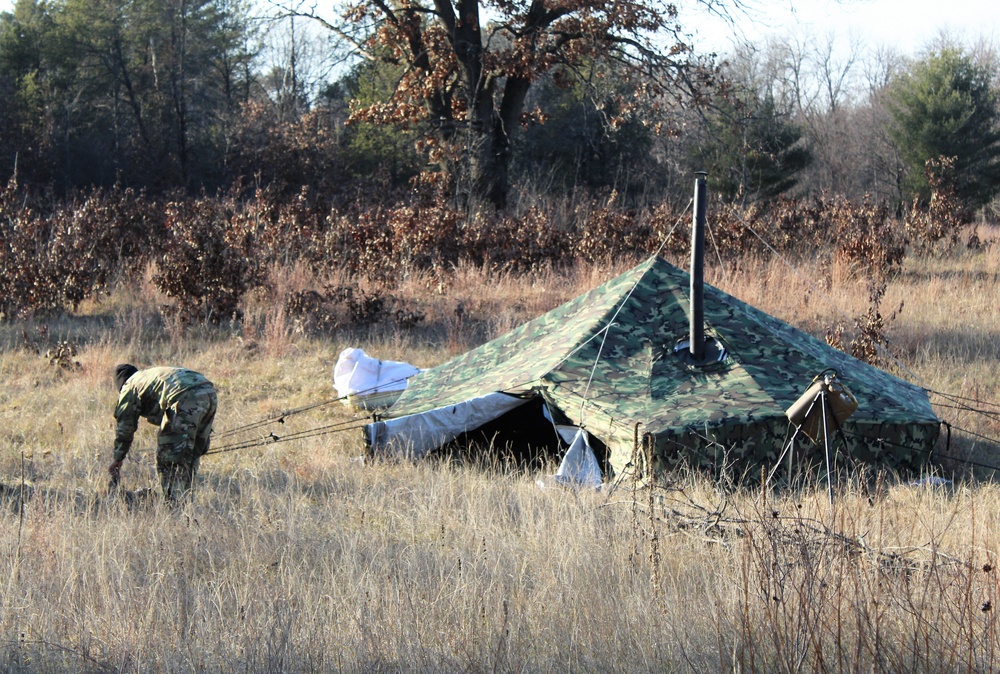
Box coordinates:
[114,367,218,500]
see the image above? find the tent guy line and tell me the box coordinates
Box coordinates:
[578,198,693,425]
[930,390,1000,410]
[738,216,865,327]
[731,212,1000,450]
[926,391,1000,416]
[209,408,1000,476]
[931,400,1000,422]
[737,213,932,392]
[118,419,372,465]
[842,424,1000,476]
[196,400,1000,479]
[213,374,419,439]
[204,419,372,456]
[192,376,1000,472]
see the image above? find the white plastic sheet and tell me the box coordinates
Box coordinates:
[365,392,529,459]
[333,347,420,398]
[552,427,603,488]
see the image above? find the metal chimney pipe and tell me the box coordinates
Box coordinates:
[690,172,708,361]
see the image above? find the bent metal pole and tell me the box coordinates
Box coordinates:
[690,171,708,362]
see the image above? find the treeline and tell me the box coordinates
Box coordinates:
[0,175,966,329]
[0,0,997,344]
[2,0,1000,211]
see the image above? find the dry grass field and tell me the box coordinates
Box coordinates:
[1,229,1000,672]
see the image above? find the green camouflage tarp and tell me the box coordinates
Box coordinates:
[384,256,940,480]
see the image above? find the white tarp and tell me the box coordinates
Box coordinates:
[550,426,603,488]
[333,348,420,398]
[365,392,529,459]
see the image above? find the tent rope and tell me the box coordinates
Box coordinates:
[656,419,1000,477]
[206,419,370,456]
[215,374,417,439]
[926,389,1000,410]
[931,400,1000,422]
[733,213,935,391]
[119,419,370,466]
[838,424,1000,474]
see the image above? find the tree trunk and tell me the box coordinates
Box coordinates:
[468,123,509,209]
[466,75,530,209]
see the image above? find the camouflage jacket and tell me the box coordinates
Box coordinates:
[113,367,214,461]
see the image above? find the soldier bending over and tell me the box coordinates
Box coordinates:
[108,364,218,501]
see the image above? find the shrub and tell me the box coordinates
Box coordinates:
[828,195,906,278]
[461,207,570,271]
[50,186,162,305]
[0,181,159,318]
[576,192,650,263]
[0,180,60,317]
[154,193,267,323]
[904,156,969,253]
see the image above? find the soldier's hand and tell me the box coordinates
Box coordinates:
[108,460,123,478]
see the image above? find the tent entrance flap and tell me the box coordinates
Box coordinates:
[365,392,532,459]
[448,396,564,467]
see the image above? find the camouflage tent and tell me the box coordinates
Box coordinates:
[364,256,940,481]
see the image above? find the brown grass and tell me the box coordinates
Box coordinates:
[1,235,999,671]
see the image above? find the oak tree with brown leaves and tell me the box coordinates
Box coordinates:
[290,0,726,208]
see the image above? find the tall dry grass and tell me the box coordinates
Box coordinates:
[1,237,999,672]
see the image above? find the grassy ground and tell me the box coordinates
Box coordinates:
[1,234,999,672]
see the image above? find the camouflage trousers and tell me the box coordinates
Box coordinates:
[155,384,218,501]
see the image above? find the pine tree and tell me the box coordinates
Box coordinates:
[887,47,1000,210]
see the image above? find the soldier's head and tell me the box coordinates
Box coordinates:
[114,364,139,391]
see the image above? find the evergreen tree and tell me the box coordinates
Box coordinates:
[1,0,259,191]
[514,63,658,200]
[887,47,1000,209]
[0,0,58,183]
[691,81,812,203]
[337,58,421,188]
